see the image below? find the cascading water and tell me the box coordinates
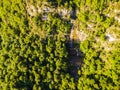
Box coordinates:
[69,24,80,56]
[69,24,74,48]
[68,21,83,82]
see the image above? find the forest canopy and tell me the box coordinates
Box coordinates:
[0,0,120,90]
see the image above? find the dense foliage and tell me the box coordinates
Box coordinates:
[0,0,120,90]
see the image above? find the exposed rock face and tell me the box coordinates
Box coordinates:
[77,31,88,41]
[114,16,120,23]
[106,34,116,42]
[27,5,37,16]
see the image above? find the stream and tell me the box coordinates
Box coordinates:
[67,24,83,81]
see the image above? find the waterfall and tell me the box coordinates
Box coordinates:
[70,25,74,48]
